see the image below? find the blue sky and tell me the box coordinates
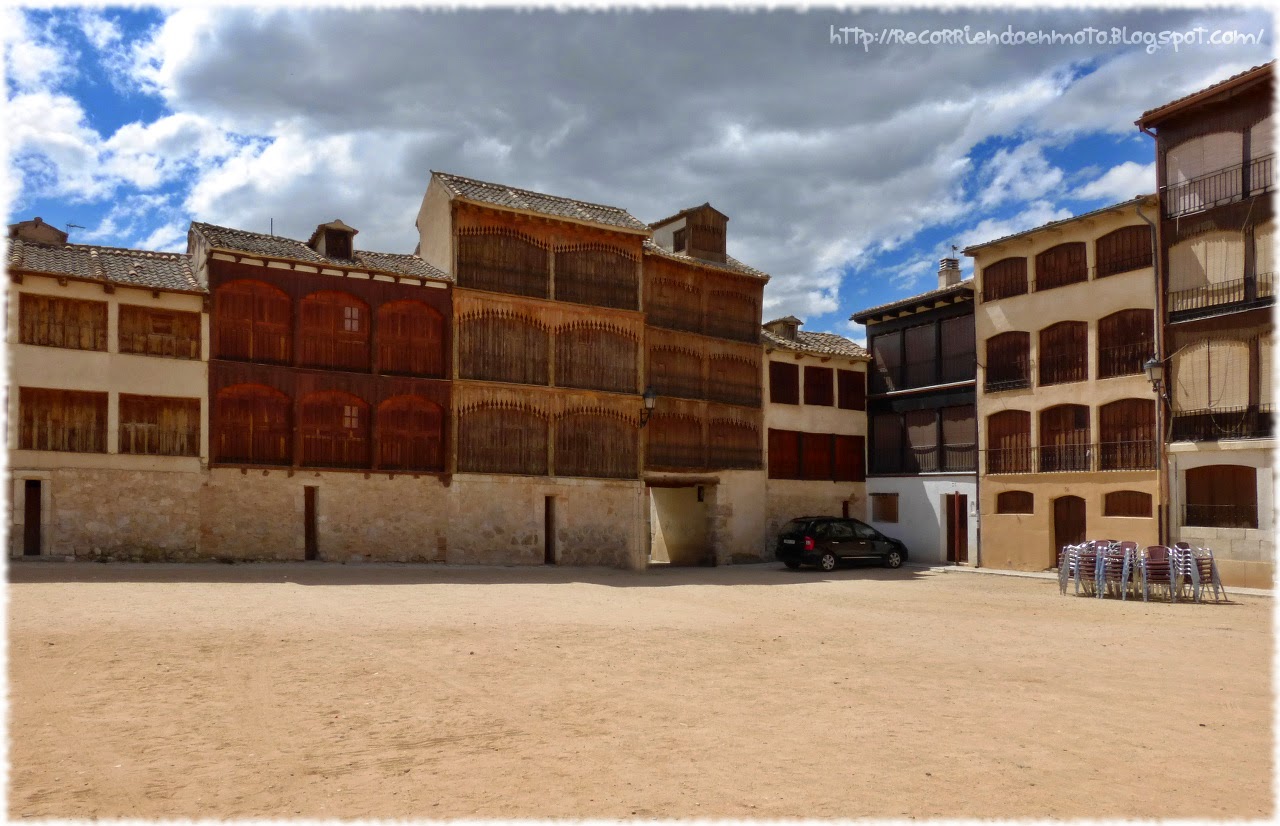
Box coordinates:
[4,6,1273,344]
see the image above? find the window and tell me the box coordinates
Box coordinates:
[982,257,1028,302]
[1039,321,1087,385]
[939,315,976,383]
[940,405,977,472]
[996,491,1033,514]
[1170,336,1253,414]
[708,420,760,470]
[558,324,639,396]
[213,280,291,363]
[377,300,445,377]
[869,330,902,393]
[672,228,687,253]
[456,228,550,299]
[707,355,760,407]
[119,305,201,359]
[903,323,937,388]
[325,229,353,260]
[299,391,371,468]
[833,435,865,482]
[213,384,291,465]
[1035,242,1088,291]
[1099,399,1155,470]
[1097,309,1153,379]
[871,493,899,523]
[556,411,638,479]
[905,409,938,473]
[19,388,107,453]
[804,366,834,406]
[987,410,1031,474]
[459,312,550,386]
[985,331,1030,391]
[1039,405,1090,472]
[1104,491,1152,518]
[1096,226,1153,277]
[555,244,640,311]
[648,346,702,399]
[377,395,445,472]
[1167,231,1247,312]
[767,429,801,479]
[19,294,107,351]
[1185,465,1257,528]
[645,413,702,470]
[769,361,800,405]
[299,291,371,371]
[870,412,904,474]
[837,369,866,410]
[767,430,864,482]
[119,395,200,457]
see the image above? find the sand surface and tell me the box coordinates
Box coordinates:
[8,561,1273,819]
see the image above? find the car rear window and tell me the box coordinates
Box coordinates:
[780,519,811,535]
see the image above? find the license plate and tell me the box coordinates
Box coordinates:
[782,539,796,545]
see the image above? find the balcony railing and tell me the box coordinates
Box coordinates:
[1097,341,1149,379]
[870,443,977,475]
[1096,251,1154,279]
[1162,154,1274,219]
[983,441,1158,474]
[985,366,1030,393]
[1170,404,1274,442]
[1038,351,1087,386]
[1184,503,1259,530]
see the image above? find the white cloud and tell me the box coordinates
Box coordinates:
[77,10,122,51]
[978,141,1066,209]
[2,9,77,92]
[958,200,1076,252]
[1073,161,1157,202]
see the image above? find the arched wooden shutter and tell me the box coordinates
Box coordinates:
[1039,405,1090,472]
[299,390,371,468]
[1039,321,1087,385]
[457,230,549,298]
[987,410,1030,474]
[214,280,291,363]
[459,312,549,385]
[647,413,702,469]
[377,300,444,377]
[376,395,444,471]
[1097,309,1153,378]
[299,291,371,371]
[554,245,638,310]
[649,346,702,399]
[458,406,548,475]
[556,324,637,394]
[555,411,637,478]
[1035,242,1088,290]
[1099,398,1155,470]
[214,384,291,464]
[708,420,759,469]
[1095,226,1153,277]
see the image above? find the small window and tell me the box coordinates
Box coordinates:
[769,361,800,405]
[804,366,834,406]
[672,228,687,253]
[343,305,361,332]
[837,369,866,410]
[996,491,1034,514]
[342,405,360,430]
[1104,490,1152,518]
[871,493,899,523]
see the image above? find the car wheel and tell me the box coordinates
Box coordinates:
[884,549,904,569]
[819,552,838,572]
[783,560,801,570]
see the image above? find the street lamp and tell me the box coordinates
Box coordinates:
[639,386,657,427]
[1143,355,1165,394]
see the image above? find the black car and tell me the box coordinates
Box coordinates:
[775,516,908,571]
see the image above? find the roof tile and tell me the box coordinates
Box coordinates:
[761,328,867,359]
[435,171,651,233]
[9,239,201,292]
[642,239,769,281]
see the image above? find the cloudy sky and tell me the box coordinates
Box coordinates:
[3,5,1273,343]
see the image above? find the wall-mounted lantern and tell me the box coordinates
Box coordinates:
[640,386,658,427]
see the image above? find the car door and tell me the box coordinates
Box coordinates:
[849,520,881,558]
[825,520,858,559]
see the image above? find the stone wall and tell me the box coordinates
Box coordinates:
[708,470,768,564]
[764,480,866,556]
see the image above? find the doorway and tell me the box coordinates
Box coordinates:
[24,480,42,556]
[544,496,556,565]
[944,493,968,563]
[1052,495,1086,567]
[304,486,318,560]
[648,485,710,565]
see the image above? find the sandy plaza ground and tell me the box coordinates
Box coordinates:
[7,560,1273,820]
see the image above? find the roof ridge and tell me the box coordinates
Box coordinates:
[434,170,635,215]
[14,237,190,259]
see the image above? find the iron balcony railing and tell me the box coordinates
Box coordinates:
[1096,251,1154,279]
[1170,404,1274,442]
[1167,271,1275,315]
[1162,154,1274,219]
[1184,503,1259,530]
[1097,340,1149,379]
[982,441,1158,475]
[1038,351,1088,386]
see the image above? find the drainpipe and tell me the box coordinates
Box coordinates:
[1136,196,1168,547]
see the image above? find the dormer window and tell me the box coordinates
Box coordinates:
[673,228,687,253]
[326,230,352,260]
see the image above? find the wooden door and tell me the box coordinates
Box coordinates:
[304,487,318,561]
[1053,496,1087,567]
[544,496,556,565]
[23,480,41,556]
[945,493,968,563]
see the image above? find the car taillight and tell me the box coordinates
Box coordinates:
[803,536,815,551]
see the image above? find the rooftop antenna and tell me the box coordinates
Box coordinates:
[951,244,959,256]
[66,223,85,230]
[270,218,274,237]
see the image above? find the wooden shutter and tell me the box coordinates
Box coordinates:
[1185,464,1258,528]
[708,420,760,469]
[800,433,833,480]
[982,257,1028,301]
[555,412,637,478]
[19,295,108,351]
[1097,309,1153,379]
[985,331,1030,389]
[1039,321,1087,385]
[558,324,638,395]
[459,312,549,385]
[1035,242,1088,290]
[708,355,759,407]
[903,324,937,387]
[871,412,903,474]
[19,388,108,453]
[214,384,290,464]
[647,413,702,470]
[996,491,1034,514]
[1096,226,1153,277]
[1099,398,1155,470]
[1104,491,1152,517]
[987,410,1030,474]
[458,405,548,475]
[1039,405,1090,472]
[213,280,290,363]
[905,409,937,472]
[118,305,202,360]
[376,395,444,472]
[554,245,638,311]
[768,429,801,479]
[456,229,549,298]
[939,315,975,383]
[870,330,901,392]
[650,346,702,399]
[804,366,834,406]
[119,394,200,456]
[377,300,444,377]
[769,361,800,405]
[837,369,866,410]
[833,435,865,482]
[299,391,371,468]
[299,291,370,371]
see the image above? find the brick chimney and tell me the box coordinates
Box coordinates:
[938,257,961,289]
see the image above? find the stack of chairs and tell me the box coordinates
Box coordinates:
[1174,542,1228,603]
[1101,541,1138,600]
[1139,545,1177,602]
[1058,544,1080,595]
[1072,541,1106,596]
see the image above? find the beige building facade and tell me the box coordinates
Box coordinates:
[760,316,869,553]
[967,197,1162,571]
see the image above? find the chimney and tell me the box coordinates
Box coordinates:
[764,315,802,341]
[8,217,69,245]
[938,257,961,289]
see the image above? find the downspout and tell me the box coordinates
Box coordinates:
[1136,191,1168,547]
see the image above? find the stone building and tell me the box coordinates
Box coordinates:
[7,219,208,558]
[1136,62,1275,587]
[850,259,978,566]
[965,196,1162,571]
[760,316,869,553]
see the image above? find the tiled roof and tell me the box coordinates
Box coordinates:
[8,239,202,293]
[961,195,1156,254]
[648,202,727,229]
[850,278,974,322]
[1138,61,1274,124]
[763,315,803,326]
[191,222,450,281]
[434,171,651,233]
[761,328,868,359]
[642,239,769,281]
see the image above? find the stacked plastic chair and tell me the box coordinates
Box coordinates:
[1139,545,1176,602]
[1101,541,1138,600]
[1058,544,1081,595]
[1073,541,1104,596]
[1174,542,1228,603]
